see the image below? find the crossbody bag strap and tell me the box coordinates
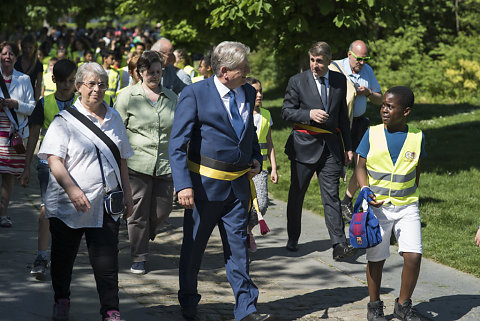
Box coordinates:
[0,72,20,128]
[96,147,108,195]
[65,107,121,168]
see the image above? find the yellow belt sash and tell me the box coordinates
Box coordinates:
[187,159,261,214]
[293,123,346,154]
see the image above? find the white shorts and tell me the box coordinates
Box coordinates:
[366,201,423,262]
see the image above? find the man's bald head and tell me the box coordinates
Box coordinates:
[152,38,175,66]
[348,40,369,74]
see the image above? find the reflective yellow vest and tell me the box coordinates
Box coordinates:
[43,73,56,96]
[106,69,120,101]
[256,108,271,161]
[183,65,196,78]
[367,124,422,206]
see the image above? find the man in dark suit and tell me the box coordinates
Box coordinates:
[169,41,273,321]
[281,41,355,260]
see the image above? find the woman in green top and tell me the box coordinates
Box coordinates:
[115,51,178,275]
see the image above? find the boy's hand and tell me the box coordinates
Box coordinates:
[270,169,278,184]
[361,186,384,207]
[475,228,480,247]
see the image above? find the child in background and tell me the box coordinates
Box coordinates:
[41,57,58,97]
[355,86,425,321]
[19,59,77,278]
[245,77,278,252]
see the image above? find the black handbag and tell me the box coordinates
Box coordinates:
[65,107,124,216]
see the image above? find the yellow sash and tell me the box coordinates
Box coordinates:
[187,158,261,214]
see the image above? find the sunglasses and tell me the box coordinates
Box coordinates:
[349,51,371,62]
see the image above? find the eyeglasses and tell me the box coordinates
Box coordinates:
[80,81,107,91]
[349,51,371,62]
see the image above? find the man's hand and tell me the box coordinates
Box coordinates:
[178,188,194,209]
[344,150,353,165]
[309,109,329,124]
[357,86,371,97]
[18,167,30,187]
[247,159,261,179]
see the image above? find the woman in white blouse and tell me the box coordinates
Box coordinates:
[38,62,134,321]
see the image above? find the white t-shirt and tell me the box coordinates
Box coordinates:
[38,100,134,228]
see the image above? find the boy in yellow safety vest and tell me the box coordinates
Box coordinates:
[355,86,425,321]
[19,59,78,278]
[245,77,278,252]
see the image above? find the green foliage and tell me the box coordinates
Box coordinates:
[370,27,480,103]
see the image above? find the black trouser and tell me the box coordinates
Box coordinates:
[287,146,346,245]
[49,213,120,318]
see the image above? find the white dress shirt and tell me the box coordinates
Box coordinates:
[213,76,248,124]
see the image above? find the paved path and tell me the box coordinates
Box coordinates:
[1,166,479,321]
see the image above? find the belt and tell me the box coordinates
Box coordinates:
[293,123,345,154]
[187,154,261,215]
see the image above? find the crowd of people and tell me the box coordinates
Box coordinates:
[0,24,429,321]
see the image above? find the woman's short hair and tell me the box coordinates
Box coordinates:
[75,62,108,87]
[308,41,332,59]
[211,41,250,77]
[136,51,163,81]
[0,42,19,57]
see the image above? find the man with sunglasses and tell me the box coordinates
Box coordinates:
[335,40,383,222]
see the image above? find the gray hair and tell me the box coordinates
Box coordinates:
[75,62,108,87]
[151,38,171,53]
[211,41,250,77]
[308,41,332,59]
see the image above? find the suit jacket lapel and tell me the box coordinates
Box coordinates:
[306,71,325,110]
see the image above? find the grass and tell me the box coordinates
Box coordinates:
[262,90,480,278]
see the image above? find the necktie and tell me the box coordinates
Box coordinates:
[319,76,327,112]
[228,90,244,138]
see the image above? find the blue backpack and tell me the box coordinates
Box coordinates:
[349,188,382,248]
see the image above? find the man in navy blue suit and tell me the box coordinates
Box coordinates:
[169,41,272,321]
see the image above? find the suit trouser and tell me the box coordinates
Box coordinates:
[178,192,259,321]
[49,214,119,318]
[287,146,346,245]
[127,169,173,262]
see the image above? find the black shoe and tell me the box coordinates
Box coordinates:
[240,312,274,321]
[393,298,421,321]
[181,306,198,320]
[286,239,298,252]
[332,242,357,261]
[367,300,387,321]
[341,202,354,222]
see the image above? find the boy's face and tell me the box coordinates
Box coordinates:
[85,52,93,62]
[381,93,411,129]
[53,71,76,99]
[104,55,114,66]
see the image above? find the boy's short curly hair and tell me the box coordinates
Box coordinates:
[385,86,414,109]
